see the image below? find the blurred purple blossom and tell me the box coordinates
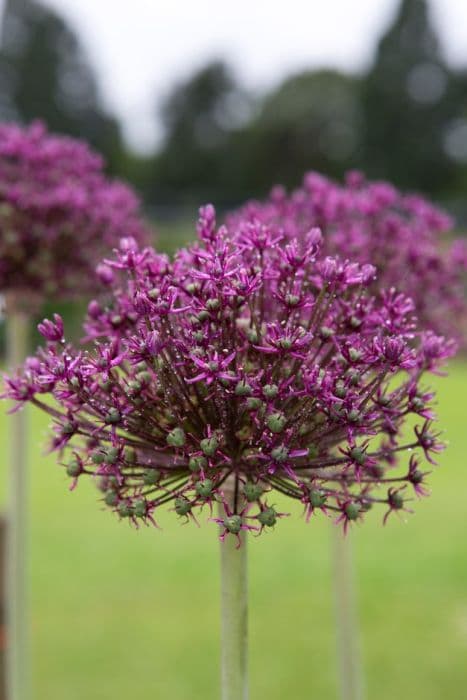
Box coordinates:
[0,121,150,300]
[229,171,467,344]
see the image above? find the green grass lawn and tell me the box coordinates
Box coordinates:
[0,363,466,699]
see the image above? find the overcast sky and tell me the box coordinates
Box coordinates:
[8,0,467,151]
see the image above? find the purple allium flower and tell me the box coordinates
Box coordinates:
[228,171,467,344]
[0,121,149,299]
[3,208,456,540]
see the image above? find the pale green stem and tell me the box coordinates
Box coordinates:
[6,306,30,700]
[219,482,248,700]
[332,527,364,700]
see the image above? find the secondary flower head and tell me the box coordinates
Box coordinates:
[3,207,455,539]
[229,171,467,344]
[0,121,149,300]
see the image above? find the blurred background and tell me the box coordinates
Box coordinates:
[2,0,467,231]
[0,0,467,698]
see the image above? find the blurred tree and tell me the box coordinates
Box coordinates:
[231,69,363,198]
[361,0,461,195]
[152,60,252,205]
[0,0,123,172]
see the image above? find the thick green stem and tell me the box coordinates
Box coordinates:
[332,527,364,700]
[6,307,30,700]
[219,483,248,700]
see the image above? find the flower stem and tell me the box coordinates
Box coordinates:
[332,527,364,700]
[6,306,30,700]
[219,483,248,700]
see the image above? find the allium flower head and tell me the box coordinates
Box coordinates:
[3,207,456,540]
[0,121,149,299]
[229,171,467,343]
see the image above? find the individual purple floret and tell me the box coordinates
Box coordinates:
[0,121,149,299]
[228,171,467,343]
[3,207,456,539]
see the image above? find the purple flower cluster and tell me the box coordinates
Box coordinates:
[0,121,149,299]
[3,207,456,540]
[229,171,467,343]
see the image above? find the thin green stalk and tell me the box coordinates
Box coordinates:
[332,527,364,700]
[219,481,248,700]
[6,305,30,700]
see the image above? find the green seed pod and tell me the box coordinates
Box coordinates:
[105,489,119,507]
[411,397,424,411]
[349,447,367,465]
[143,469,160,485]
[347,409,361,423]
[189,455,207,472]
[271,445,289,462]
[147,287,160,299]
[200,436,218,456]
[285,293,300,306]
[133,499,147,518]
[319,326,334,340]
[128,380,142,393]
[243,482,264,502]
[186,282,199,294]
[195,479,214,498]
[263,384,278,400]
[279,338,293,350]
[334,382,347,399]
[196,310,210,323]
[235,380,252,397]
[91,451,105,465]
[166,427,186,448]
[345,503,361,520]
[309,489,327,508]
[224,515,242,534]
[104,446,120,464]
[66,458,81,478]
[247,329,259,343]
[246,397,263,411]
[266,412,287,433]
[257,507,277,527]
[206,298,220,311]
[175,496,192,516]
[105,408,121,424]
[193,330,204,343]
[348,348,362,363]
[62,421,75,435]
[117,501,133,518]
[390,492,404,510]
